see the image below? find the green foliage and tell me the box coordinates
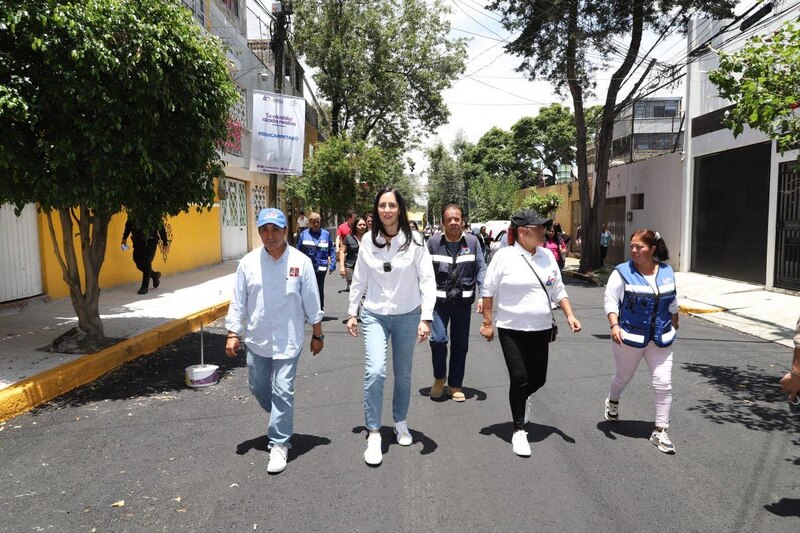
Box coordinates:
[425,141,467,221]
[709,20,800,154]
[293,0,467,150]
[511,104,576,183]
[519,191,564,217]
[285,135,389,217]
[468,173,519,222]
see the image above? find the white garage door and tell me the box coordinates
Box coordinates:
[0,203,43,302]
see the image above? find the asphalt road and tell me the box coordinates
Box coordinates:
[1,275,798,532]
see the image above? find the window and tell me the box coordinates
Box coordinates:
[223,0,239,18]
[181,0,205,26]
[630,193,644,210]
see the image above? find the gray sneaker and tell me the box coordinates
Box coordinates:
[650,428,676,454]
[604,398,619,422]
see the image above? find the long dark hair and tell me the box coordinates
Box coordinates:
[371,186,418,251]
[631,229,670,261]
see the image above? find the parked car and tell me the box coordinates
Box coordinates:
[480,220,509,263]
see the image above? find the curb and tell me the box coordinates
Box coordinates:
[679,303,727,314]
[0,301,229,423]
[562,269,605,286]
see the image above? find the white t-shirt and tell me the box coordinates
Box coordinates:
[297,215,309,229]
[482,242,568,331]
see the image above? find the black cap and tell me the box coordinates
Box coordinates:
[510,209,552,228]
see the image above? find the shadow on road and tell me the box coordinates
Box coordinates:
[681,362,796,432]
[763,498,800,518]
[236,433,332,461]
[479,421,575,444]
[32,330,244,412]
[596,419,653,441]
[351,425,438,455]
[417,386,487,402]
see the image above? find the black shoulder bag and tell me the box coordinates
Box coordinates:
[520,255,558,342]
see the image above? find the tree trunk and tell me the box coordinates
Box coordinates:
[47,208,108,345]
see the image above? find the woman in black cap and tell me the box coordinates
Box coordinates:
[480,208,582,457]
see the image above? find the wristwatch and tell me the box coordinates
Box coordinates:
[312,334,325,341]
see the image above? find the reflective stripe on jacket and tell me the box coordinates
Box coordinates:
[428,232,480,305]
[297,228,335,271]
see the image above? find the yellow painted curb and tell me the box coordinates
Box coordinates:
[679,304,727,314]
[0,301,229,423]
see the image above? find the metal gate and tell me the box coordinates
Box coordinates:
[0,203,43,302]
[775,161,800,291]
[220,178,248,260]
[604,196,626,265]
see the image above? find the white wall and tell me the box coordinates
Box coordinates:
[606,152,684,269]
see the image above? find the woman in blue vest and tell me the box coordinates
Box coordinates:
[603,229,680,454]
[296,212,335,311]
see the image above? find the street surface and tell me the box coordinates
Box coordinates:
[1,275,798,531]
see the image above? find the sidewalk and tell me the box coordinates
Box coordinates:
[1,258,798,421]
[0,261,237,421]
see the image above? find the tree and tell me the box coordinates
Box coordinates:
[489,0,737,272]
[284,135,389,218]
[469,173,520,222]
[512,104,577,185]
[292,0,467,150]
[709,20,800,156]
[0,0,238,347]
[425,141,467,223]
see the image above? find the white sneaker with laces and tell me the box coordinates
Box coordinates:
[650,428,676,454]
[394,421,413,446]
[511,429,531,457]
[267,444,288,474]
[364,432,383,465]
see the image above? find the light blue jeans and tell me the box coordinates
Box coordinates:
[247,348,300,448]
[361,307,421,430]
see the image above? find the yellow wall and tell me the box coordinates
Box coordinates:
[521,180,590,238]
[39,207,221,299]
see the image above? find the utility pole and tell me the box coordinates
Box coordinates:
[269,1,289,208]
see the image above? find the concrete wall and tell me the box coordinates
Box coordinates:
[606,152,683,269]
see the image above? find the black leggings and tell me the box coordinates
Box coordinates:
[498,328,551,430]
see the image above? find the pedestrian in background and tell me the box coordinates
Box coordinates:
[604,229,679,454]
[542,226,568,270]
[600,224,613,267]
[295,209,309,244]
[225,208,324,474]
[480,209,582,457]
[339,215,367,292]
[779,315,800,407]
[346,186,436,466]
[336,210,356,252]
[297,212,335,311]
[427,204,486,402]
[121,217,170,295]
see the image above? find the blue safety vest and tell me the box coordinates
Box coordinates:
[616,260,677,348]
[297,229,335,272]
[428,233,479,305]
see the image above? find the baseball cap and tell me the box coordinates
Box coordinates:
[256,208,287,228]
[510,209,552,228]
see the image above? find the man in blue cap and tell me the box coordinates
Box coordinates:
[225,208,325,474]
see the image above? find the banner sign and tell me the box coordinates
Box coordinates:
[249,90,306,176]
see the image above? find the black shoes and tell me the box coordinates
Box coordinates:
[137,287,148,295]
[152,271,161,288]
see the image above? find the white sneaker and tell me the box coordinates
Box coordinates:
[523,398,531,425]
[604,397,619,422]
[267,444,288,474]
[364,432,383,465]
[650,428,676,454]
[511,429,531,457]
[394,421,413,446]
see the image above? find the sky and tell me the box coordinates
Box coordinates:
[246,0,763,177]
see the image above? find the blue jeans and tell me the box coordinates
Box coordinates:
[247,349,300,448]
[430,303,472,388]
[361,307,420,430]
